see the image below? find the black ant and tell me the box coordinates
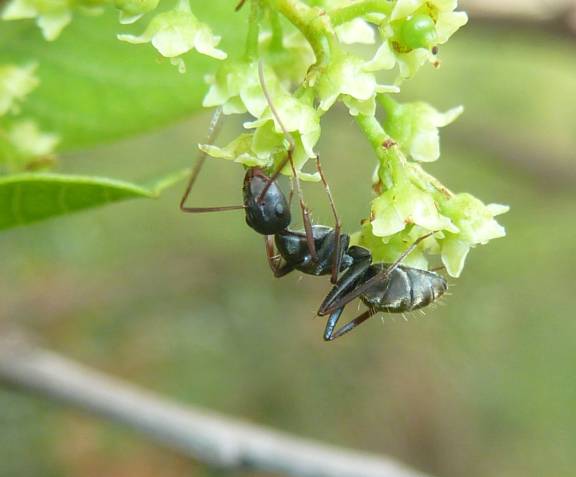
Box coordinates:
[180,65,449,342]
[180,62,347,283]
[316,233,448,341]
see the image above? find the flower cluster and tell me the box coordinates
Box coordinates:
[1,0,106,41]
[118,0,226,73]
[366,0,468,81]
[360,164,509,276]
[2,0,228,73]
[0,64,59,172]
[201,63,321,181]
[1,0,507,277]
[195,0,506,277]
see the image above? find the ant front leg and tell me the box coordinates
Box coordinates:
[264,235,297,278]
[257,61,318,263]
[180,107,245,214]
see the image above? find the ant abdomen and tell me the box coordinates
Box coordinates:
[361,264,447,313]
[243,168,291,235]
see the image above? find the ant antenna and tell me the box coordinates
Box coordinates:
[256,61,296,200]
[180,107,245,213]
[235,0,247,11]
[257,61,317,262]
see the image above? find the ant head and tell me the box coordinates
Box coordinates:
[242,168,291,235]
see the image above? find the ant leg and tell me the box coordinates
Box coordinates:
[317,250,371,316]
[323,307,344,341]
[325,308,377,341]
[234,0,247,11]
[180,107,245,214]
[264,235,298,278]
[320,232,437,315]
[287,148,318,263]
[257,61,318,262]
[315,154,342,284]
[287,179,295,208]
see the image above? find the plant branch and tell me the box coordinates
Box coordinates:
[329,0,393,26]
[0,333,430,477]
[264,0,336,68]
[245,0,262,60]
[268,7,285,51]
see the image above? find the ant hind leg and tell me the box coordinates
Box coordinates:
[325,308,377,342]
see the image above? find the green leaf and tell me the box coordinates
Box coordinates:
[0,169,188,230]
[0,2,246,150]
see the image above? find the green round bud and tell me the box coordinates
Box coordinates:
[114,0,159,17]
[400,14,438,50]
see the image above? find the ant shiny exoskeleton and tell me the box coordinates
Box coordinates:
[180,63,449,342]
[316,233,448,341]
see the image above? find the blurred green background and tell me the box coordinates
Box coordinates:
[1,12,576,477]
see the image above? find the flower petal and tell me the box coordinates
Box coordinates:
[336,18,375,44]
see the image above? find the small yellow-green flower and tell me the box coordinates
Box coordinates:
[336,17,376,45]
[259,30,315,84]
[244,90,320,160]
[365,0,467,80]
[2,0,75,40]
[118,0,226,72]
[356,221,434,269]
[315,53,398,114]
[0,120,59,172]
[199,129,319,183]
[8,119,59,157]
[439,194,508,277]
[382,97,463,162]
[370,178,458,238]
[0,64,39,116]
[203,61,269,117]
[115,0,159,25]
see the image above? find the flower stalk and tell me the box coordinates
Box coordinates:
[329,0,393,26]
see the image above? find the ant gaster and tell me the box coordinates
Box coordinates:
[317,233,448,341]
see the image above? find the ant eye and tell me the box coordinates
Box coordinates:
[274,202,285,217]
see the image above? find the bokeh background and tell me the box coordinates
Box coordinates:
[1,3,575,477]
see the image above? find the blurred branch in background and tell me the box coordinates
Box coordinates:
[0,332,430,477]
[462,0,576,37]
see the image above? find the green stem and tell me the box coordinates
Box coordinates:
[377,93,398,115]
[268,8,284,51]
[355,114,404,183]
[355,113,392,158]
[264,0,336,69]
[245,0,262,60]
[329,0,393,26]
